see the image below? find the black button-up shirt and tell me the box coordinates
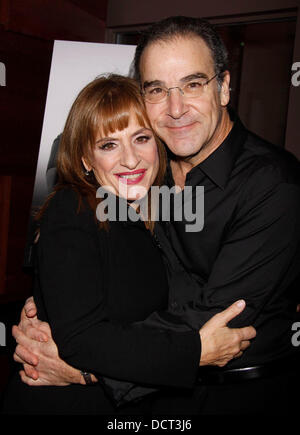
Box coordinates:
[156,112,300,368]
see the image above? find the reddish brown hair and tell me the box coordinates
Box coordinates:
[37,74,166,231]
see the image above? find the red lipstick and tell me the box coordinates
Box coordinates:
[115,169,147,185]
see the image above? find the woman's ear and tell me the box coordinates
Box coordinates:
[81,157,92,172]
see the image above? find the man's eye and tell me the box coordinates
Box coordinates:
[149,87,164,95]
[186,81,203,89]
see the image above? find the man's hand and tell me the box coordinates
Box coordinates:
[13,297,97,386]
[199,300,256,367]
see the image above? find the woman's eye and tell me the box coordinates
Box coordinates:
[99,142,116,151]
[135,135,151,144]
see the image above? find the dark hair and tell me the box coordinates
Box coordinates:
[134,16,228,87]
[36,74,166,232]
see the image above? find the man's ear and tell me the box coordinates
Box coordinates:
[220,70,231,107]
[81,157,92,172]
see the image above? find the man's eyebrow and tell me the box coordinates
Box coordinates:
[143,73,209,89]
[143,80,164,89]
[180,73,209,83]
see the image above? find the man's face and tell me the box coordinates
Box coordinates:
[140,36,230,159]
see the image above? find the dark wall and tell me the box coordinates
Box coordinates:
[0,0,107,302]
[106,0,300,159]
[0,0,107,397]
[107,0,299,27]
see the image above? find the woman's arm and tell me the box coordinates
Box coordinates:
[13,295,251,386]
[13,189,254,398]
[35,188,200,388]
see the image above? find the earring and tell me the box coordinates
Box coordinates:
[84,169,92,176]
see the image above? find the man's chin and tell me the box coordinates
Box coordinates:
[169,146,202,160]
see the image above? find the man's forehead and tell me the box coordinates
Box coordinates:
[143,72,210,89]
[140,35,214,81]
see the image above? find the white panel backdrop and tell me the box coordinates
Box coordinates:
[32,40,136,207]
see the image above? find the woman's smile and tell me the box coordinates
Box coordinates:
[115,168,147,185]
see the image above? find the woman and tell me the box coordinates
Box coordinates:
[2,74,201,415]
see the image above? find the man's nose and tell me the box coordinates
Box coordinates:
[166,88,187,119]
[120,144,140,169]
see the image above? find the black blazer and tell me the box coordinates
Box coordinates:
[32,188,200,406]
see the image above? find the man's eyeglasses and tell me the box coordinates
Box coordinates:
[142,73,219,104]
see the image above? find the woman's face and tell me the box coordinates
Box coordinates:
[82,113,159,200]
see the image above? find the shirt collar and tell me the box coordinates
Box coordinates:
[193,111,248,189]
[165,109,248,190]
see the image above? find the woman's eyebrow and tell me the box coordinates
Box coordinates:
[95,136,117,144]
[95,128,152,143]
[132,127,152,137]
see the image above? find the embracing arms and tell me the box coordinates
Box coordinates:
[13,189,255,387]
[14,297,252,386]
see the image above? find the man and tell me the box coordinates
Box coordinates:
[12,17,300,414]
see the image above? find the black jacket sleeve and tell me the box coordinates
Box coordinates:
[36,189,200,392]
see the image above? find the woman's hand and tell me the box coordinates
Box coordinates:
[13,321,84,386]
[12,296,49,379]
[13,297,97,386]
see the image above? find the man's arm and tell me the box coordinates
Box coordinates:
[13,298,254,385]
[166,164,300,371]
[27,188,256,390]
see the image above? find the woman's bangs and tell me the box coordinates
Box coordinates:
[96,95,150,137]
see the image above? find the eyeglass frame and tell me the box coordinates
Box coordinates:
[141,73,221,104]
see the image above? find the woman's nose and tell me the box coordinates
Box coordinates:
[120,144,140,169]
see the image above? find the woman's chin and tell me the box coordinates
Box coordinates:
[117,185,149,202]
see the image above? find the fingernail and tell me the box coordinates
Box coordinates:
[236,300,245,308]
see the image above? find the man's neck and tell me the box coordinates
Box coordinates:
[171,108,233,189]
